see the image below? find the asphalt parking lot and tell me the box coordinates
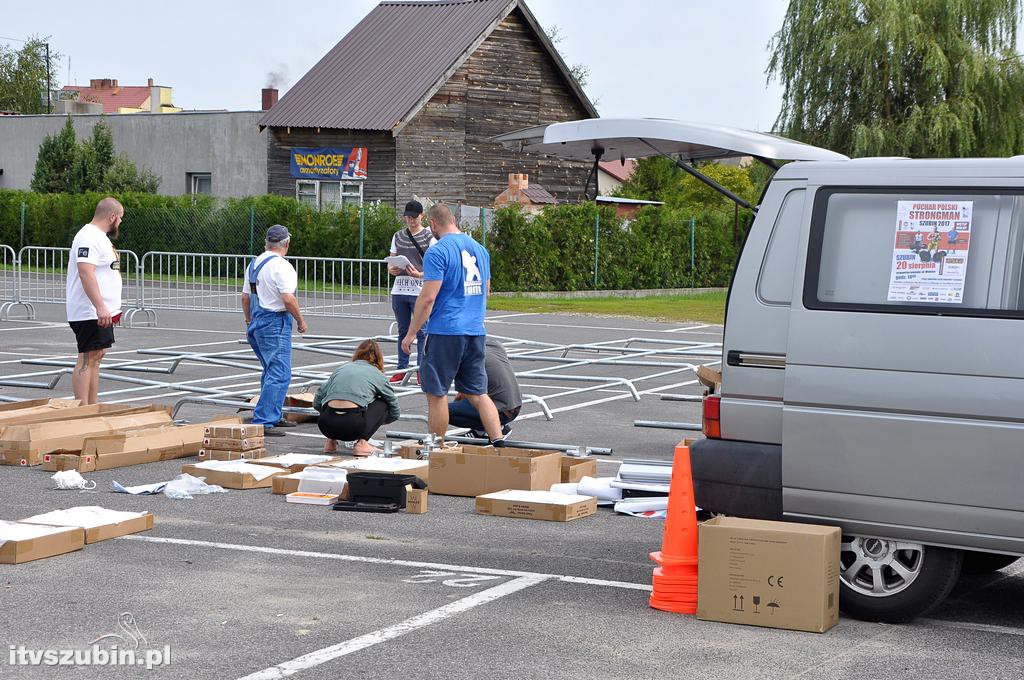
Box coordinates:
[0,304,1022,679]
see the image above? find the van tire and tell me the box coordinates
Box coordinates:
[839,540,962,623]
[961,551,1020,575]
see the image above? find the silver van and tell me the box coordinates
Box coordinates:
[496,119,1023,622]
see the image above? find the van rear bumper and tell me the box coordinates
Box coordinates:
[690,439,782,520]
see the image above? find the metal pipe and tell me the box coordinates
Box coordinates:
[384,430,613,456]
[633,420,702,431]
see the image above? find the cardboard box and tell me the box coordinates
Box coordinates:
[181,461,286,489]
[475,490,597,522]
[42,453,95,472]
[561,456,598,483]
[198,448,268,462]
[0,521,86,564]
[248,393,317,423]
[204,424,263,439]
[83,416,241,458]
[331,457,429,483]
[202,436,265,451]
[696,516,841,633]
[428,446,561,497]
[405,487,428,514]
[696,364,722,393]
[286,492,339,505]
[1,407,174,466]
[0,404,154,456]
[252,454,343,473]
[19,508,154,544]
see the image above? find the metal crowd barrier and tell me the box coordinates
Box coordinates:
[138,252,392,320]
[16,246,148,327]
[0,244,32,321]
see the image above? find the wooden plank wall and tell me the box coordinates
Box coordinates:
[266,128,396,204]
[395,8,592,207]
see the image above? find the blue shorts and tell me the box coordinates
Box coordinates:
[421,334,488,397]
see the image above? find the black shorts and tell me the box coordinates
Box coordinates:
[69,320,115,354]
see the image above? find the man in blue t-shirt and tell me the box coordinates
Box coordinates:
[402,203,505,445]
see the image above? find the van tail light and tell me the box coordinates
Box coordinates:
[702,395,721,439]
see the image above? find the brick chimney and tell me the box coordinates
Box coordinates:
[147,77,154,87]
[508,173,529,190]
[262,88,279,111]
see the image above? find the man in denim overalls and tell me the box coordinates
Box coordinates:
[241,225,308,436]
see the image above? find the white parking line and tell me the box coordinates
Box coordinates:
[919,618,1024,638]
[238,575,547,680]
[120,535,653,591]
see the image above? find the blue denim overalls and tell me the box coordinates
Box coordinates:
[245,254,293,427]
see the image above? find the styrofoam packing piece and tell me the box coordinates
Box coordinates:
[0,520,72,542]
[577,476,623,503]
[261,453,335,466]
[190,459,280,480]
[335,458,425,472]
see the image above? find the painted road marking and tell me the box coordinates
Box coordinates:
[120,535,653,591]
[237,575,547,680]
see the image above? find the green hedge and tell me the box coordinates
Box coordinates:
[0,190,743,290]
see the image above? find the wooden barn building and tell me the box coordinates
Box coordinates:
[258,0,598,209]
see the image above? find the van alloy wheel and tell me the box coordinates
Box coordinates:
[840,537,924,597]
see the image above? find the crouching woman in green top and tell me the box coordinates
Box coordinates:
[314,340,401,456]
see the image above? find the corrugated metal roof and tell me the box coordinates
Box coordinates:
[258,0,596,132]
[258,0,512,131]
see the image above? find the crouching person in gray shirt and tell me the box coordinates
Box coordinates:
[448,337,522,439]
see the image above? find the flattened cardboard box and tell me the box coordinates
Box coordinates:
[19,512,154,544]
[82,416,241,458]
[2,408,174,466]
[43,444,186,473]
[181,463,286,489]
[428,446,561,497]
[696,516,841,634]
[205,424,263,439]
[252,454,344,473]
[475,490,597,522]
[0,523,85,564]
[561,456,598,483]
[198,447,268,462]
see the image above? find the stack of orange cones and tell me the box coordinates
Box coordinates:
[649,443,699,613]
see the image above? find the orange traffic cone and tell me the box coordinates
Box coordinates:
[649,443,700,614]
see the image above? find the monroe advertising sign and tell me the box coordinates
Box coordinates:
[289,148,367,181]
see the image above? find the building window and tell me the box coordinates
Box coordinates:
[187,173,212,195]
[295,180,362,210]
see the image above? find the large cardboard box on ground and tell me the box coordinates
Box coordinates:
[1,407,173,466]
[182,461,286,489]
[475,490,597,522]
[696,516,841,634]
[428,445,561,497]
[205,424,263,439]
[561,456,598,483]
[0,403,146,449]
[19,508,154,544]
[0,521,85,564]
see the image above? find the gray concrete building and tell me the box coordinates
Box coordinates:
[0,111,267,198]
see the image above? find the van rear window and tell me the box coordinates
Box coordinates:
[805,188,1024,317]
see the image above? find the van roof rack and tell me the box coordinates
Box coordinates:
[492,118,847,212]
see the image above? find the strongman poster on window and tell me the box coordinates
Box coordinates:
[886,200,973,304]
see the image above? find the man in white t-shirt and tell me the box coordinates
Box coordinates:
[66,197,124,404]
[241,225,308,436]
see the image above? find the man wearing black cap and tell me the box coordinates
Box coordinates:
[241,225,308,436]
[387,200,435,383]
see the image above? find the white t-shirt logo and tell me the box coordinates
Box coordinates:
[78,247,89,258]
[462,250,482,296]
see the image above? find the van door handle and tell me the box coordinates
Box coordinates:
[727,351,786,369]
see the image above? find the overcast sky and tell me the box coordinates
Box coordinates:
[3,0,787,131]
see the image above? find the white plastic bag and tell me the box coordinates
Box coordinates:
[162,473,227,500]
[51,470,96,490]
